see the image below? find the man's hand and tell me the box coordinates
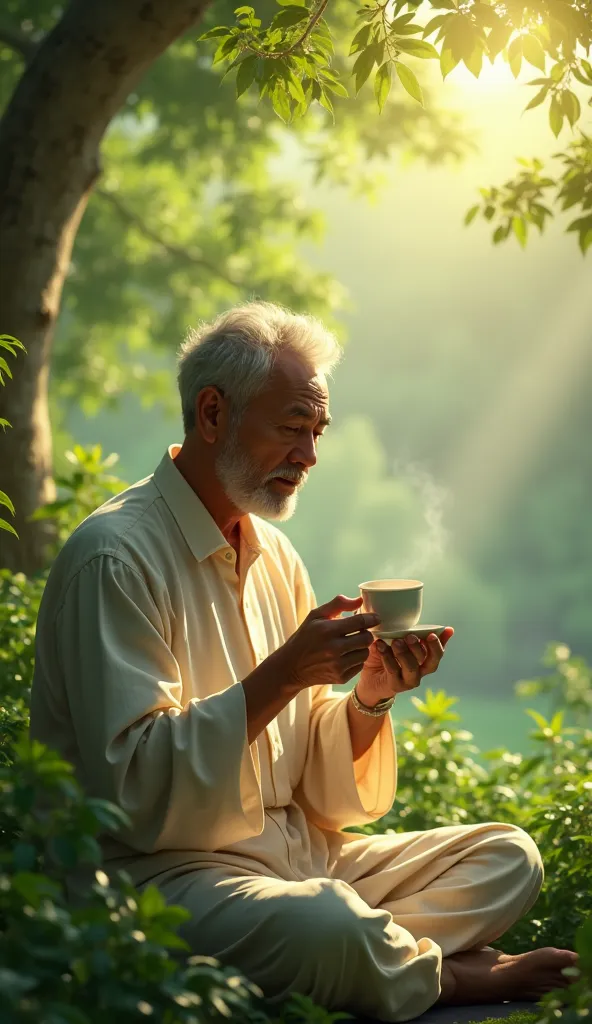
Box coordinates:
[276,594,379,696]
[355,628,455,707]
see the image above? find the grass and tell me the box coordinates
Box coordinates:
[466,1014,538,1024]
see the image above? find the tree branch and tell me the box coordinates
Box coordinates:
[0,22,39,62]
[95,186,241,288]
[246,0,331,59]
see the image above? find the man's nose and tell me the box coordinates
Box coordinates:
[290,433,317,470]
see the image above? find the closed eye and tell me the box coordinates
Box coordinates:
[282,425,326,440]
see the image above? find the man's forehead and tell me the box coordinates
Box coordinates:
[264,351,330,412]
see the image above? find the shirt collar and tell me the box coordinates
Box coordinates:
[152,443,263,564]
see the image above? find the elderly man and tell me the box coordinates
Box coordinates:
[30,302,575,1021]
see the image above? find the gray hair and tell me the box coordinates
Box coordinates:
[176,301,342,434]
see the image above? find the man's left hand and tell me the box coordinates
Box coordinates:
[356,628,455,706]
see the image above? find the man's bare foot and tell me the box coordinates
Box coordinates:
[438,947,578,1005]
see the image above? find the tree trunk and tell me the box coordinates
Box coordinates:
[0,0,208,573]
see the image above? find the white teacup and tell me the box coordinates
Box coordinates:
[359,578,423,632]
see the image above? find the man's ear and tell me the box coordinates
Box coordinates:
[196,386,226,444]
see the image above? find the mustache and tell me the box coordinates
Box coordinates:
[264,467,308,487]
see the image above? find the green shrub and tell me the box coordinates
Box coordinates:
[535,918,592,1024]
[354,687,592,955]
[0,739,265,1023]
[0,737,350,1024]
[29,443,129,556]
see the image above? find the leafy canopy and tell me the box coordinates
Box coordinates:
[197,0,592,251]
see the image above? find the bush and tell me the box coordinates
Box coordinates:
[360,687,592,954]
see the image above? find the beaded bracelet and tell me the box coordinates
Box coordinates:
[350,684,395,717]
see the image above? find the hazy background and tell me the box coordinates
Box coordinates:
[64,62,592,752]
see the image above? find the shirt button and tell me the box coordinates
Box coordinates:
[225,551,233,561]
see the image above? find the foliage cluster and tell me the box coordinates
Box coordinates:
[0,334,26,536]
[0,446,590,1021]
[196,0,592,250]
[0,0,468,425]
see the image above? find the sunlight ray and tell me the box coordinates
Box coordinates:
[447,264,591,550]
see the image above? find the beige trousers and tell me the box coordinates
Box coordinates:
[154,822,544,1023]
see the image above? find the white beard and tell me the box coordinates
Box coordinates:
[216,427,305,521]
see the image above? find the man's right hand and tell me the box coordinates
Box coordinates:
[274,595,381,696]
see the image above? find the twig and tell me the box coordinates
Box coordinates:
[245,0,331,59]
[95,187,241,289]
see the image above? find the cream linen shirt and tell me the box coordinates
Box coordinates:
[30,444,396,890]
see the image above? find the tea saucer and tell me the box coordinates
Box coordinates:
[374,625,445,642]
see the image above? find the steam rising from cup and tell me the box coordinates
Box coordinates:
[383,460,449,578]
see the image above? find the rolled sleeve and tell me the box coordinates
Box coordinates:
[295,686,397,830]
[54,555,264,853]
[290,552,396,830]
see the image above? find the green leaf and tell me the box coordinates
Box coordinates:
[352,45,378,94]
[567,214,592,254]
[0,356,13,381]
[572,66,592,86]
[443,17,477,62]
[464,44,483,78]
[0,334,26,356]
[389,13,415,30]
[507,36,523,78]
[561,89,581,126]
[464,204,480,226]
[512,215,527,247]
[440,47,459,78]
[139,883,166,917]
[374,61,392,112]
[549,94,563,136]
[395,38,438,59]
[0,417,11,430]
[422,14,451,38]
[393,23,423,36]
[575,919,592,968]
[524,85,549,111]
[213,34,240,65]
[0,517,18,537]
[349,23,372,56]
[522,34,546,71]
[394,61,423,105]
[12,872,59,907]
[471,3,501,29]
[271,82,292,121]
[526,708,549,730]
[236,54,258,96]
[287,70,307,105]
[318,88,334,121]
[0,489,15,515]
[271,5,310,28]
[486,20,512,60]
[320,71,349,98]
[197,26,232,41]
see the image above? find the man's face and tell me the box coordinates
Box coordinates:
[216,349,331,520]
